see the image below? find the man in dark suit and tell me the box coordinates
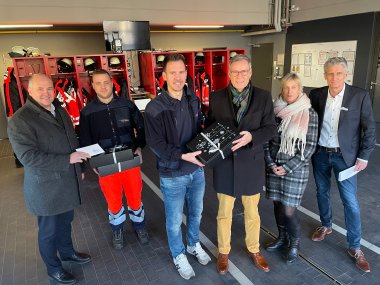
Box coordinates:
[206,54,276,274]
[309,57,376,273]
[8,74,92,284]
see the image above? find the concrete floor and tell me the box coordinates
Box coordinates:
[0,138,379,285]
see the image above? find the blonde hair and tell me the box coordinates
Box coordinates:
[280,73,303,94]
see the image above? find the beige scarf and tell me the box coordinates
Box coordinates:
[273,93,311,160]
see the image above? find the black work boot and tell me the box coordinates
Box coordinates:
[112,228,124,250]
[135,228,149,244]
[286,237,300,263]
[266,226,289,252]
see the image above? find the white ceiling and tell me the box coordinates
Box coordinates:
[0,0,271,26]
[0,0,379,29]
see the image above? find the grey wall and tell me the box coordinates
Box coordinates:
[284,12,377,94]
[151,32,249,51]
[249,32,286,98]
[291,0,380,23]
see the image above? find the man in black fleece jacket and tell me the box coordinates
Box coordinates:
[145,54,211,280]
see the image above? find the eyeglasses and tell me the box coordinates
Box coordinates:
[230,69,251,77]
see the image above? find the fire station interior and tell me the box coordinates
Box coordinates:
[1,1,380,285]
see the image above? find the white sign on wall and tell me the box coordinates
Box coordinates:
[291,41,357,88]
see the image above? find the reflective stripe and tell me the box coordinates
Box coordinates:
[112,149,117,163]
[128,204,145,223]
[108,206,126,226]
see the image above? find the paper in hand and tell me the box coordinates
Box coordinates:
[76,144,105,157]
[338,166,359,181]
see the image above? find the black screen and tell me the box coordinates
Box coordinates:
[103,21,151,51]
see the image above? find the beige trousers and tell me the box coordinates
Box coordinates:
[217,193,261,254]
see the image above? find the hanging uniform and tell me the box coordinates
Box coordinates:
[112,78,121,96]
[3,67,27,117]
[81,88,92,105]
[155,75,165,96]
[195,71,211,109]
[200,72,210,107]
[54,79,81,126]
[112,78,129,98]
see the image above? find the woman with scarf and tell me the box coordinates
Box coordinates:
[264,73,318,263]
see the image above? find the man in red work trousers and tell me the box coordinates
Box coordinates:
[79,69,149,249]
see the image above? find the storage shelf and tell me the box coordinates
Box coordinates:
[51,72,76,76]
[138,49,245,113]
[12,53,132,116]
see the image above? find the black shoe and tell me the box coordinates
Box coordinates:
[135,228,149,244]
[48,270,76,284]
[61,252,92,264]
[112,228,125,250]
[266,226,289,252]
[266,236,289,252]
[286,238,300,264]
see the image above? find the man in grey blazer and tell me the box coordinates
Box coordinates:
[7,74,92,285]
[309,57,376,273]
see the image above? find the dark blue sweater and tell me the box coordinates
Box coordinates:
[79,96,145,151]
[144,87,202,177]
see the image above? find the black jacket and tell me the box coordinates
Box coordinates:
[79,96,145,151]
[144,86,202,176]
[205,86,276,197]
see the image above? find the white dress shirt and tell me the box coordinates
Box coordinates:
[318,85,345,148]
[49,103,56,117]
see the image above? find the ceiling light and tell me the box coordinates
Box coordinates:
[174,25,224,29]
[0,24,53,29]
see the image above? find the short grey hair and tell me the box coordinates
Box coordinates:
[324,57,348,73]
[229,54,251,69]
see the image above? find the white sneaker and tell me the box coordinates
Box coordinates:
[187,242,211,265]
[173,254,195,280]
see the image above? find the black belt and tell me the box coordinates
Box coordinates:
[318,145,341,153]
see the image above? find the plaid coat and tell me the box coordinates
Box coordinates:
[264,108,318,207]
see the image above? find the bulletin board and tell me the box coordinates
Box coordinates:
[291,40,357,87]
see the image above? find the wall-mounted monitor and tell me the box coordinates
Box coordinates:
[103,21,151,51]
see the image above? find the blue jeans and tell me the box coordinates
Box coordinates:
[312,150,361,249]
[160,168,205,258]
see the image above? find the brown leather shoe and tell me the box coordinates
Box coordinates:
[347,249,371,273]
[248,251,270,272]
[311,226,332,241]
[216,253,229,274]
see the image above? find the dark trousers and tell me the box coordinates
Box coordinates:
[37,210,75,274]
